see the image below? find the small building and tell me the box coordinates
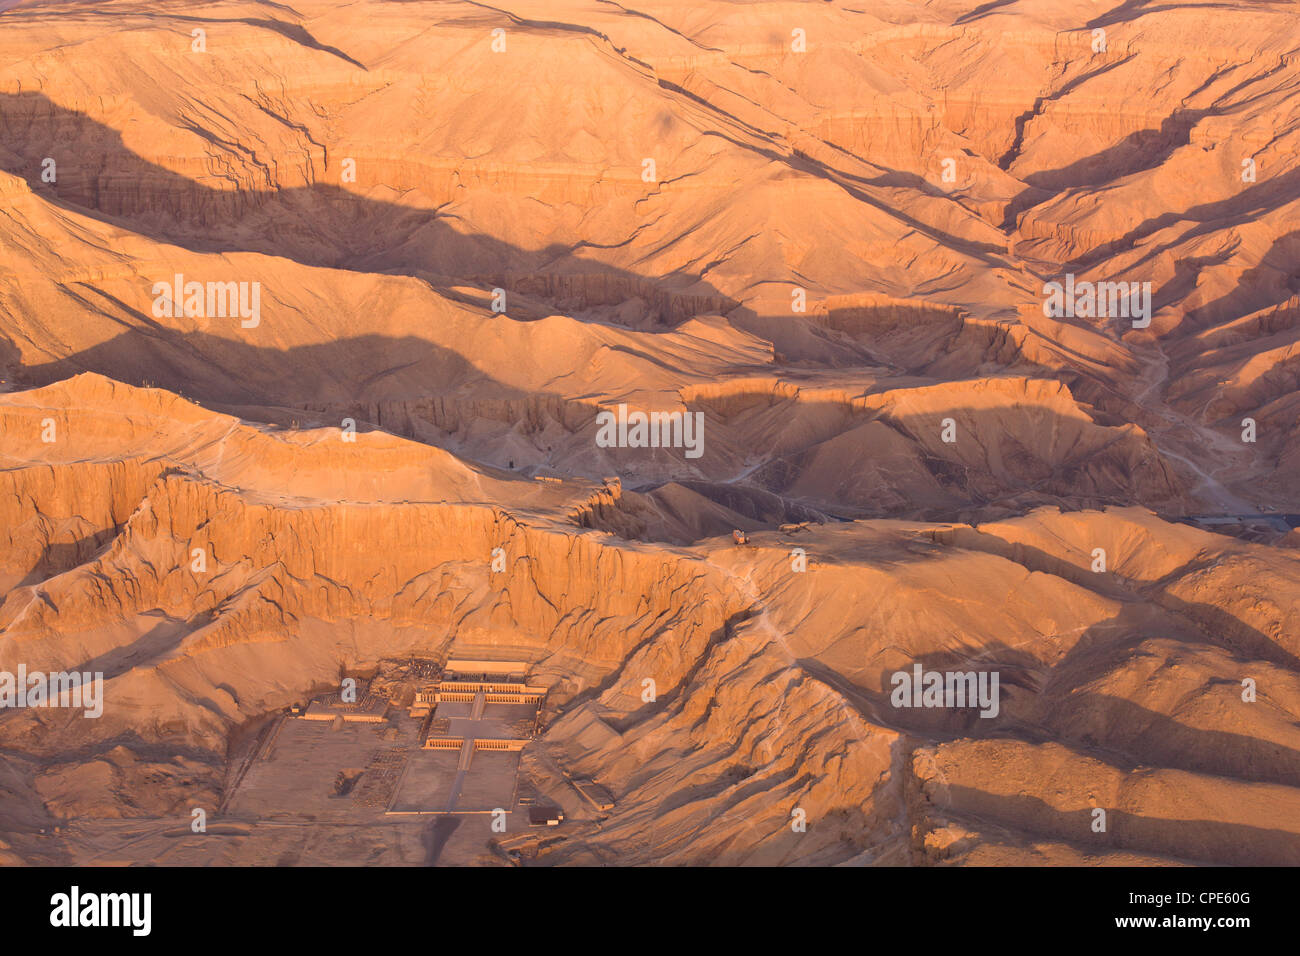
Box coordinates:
[571,778,615,811]
[528,806,565,827]
[299,691,388,723]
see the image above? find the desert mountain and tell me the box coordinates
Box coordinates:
[1,0,1298,865]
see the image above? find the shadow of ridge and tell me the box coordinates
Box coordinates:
[937,784,1300,866]
[0,727,223,768]
[1071,166,1300,276]
[854,549,1300,789]
[0,92,1161,393]
[422,815,461,866]
[9,323,1193,522]
[0,90,1013,331]
[1012,50,1300,258]
[1175,229,1300,336]
[653,764,812,822]
[16,530,122,589]
[71,8,366,70]
[790,646,1042,744]
[1006,108,1207,233]
[1086,0,1278,30]
[941,525,1300,670]
[1156,585,1300,672]
[795,596,1300,789]
[13,329,525,410]
[740,401,1189,517]
[74,611,215,683]
[953,0,1018,26]
[997,53,1137,179]
[601,607,759,735]
[1051,687,1300,790]
[0,91,746,328]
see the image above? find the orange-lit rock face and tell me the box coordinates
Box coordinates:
[0,0,1298,867]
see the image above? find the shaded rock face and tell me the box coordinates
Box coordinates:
[0,0,1298,866]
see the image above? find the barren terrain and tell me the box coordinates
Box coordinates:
[1,0,1299,866]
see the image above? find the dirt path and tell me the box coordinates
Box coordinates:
[1129,339,1263,513]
